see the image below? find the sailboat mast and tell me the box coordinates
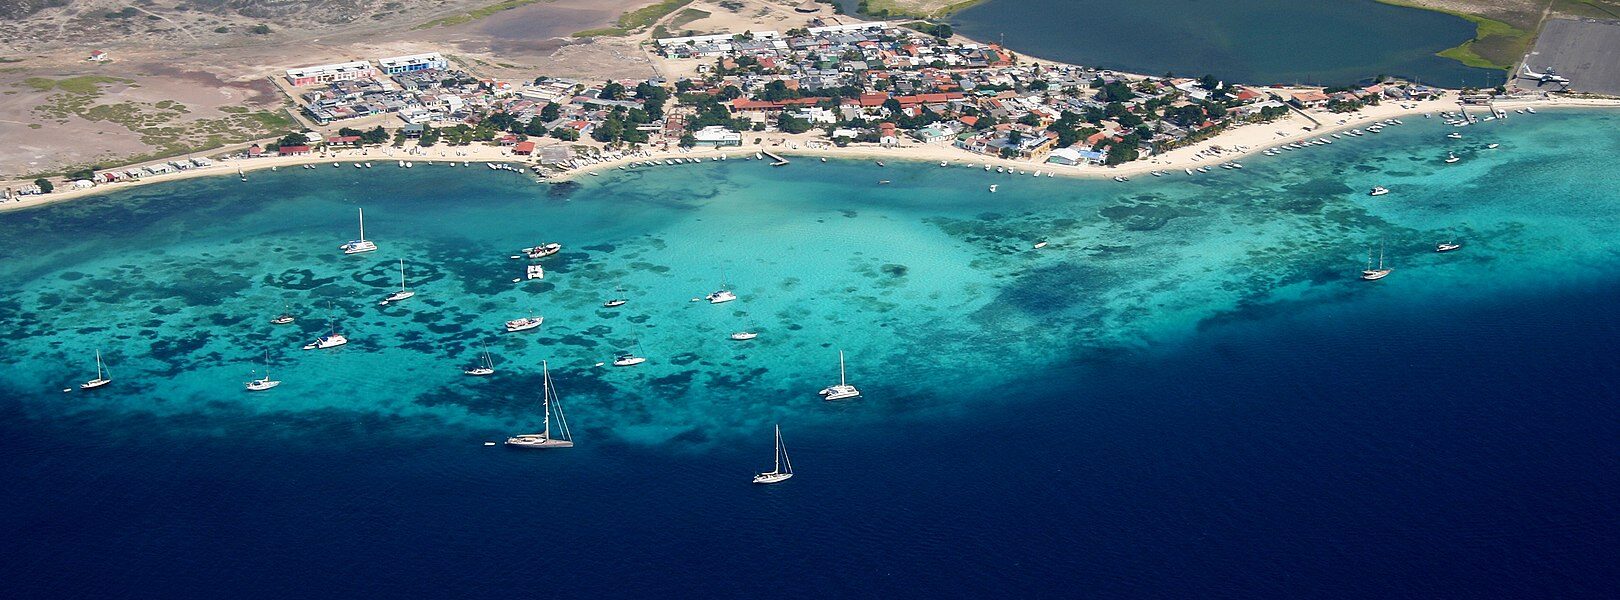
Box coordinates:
[839,350,846,386]
[358,208,366,242]
[773,424,782,473]
[95,349,104,379]
[399,259,407,290]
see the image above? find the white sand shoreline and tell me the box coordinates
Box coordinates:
[5,94,1617,213]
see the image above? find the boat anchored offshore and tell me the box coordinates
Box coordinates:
[752,424,794,484]
[271,302,296,325]
[506,315,543,332]
[464,349,495,376]
[340,208,378,254]
[505,361,574,449]
[303,333,348,350]
[1447,132,1462,139]
[819,350,860,400]
[525,264,545,280]
[613,353,646,367]
[1444,152,1460,164]
[379,259,415,306]
[1436,242,1462,253]
[244,351,280,391]
[520,242,561,259]
[1360,244,1392,281]
[730,331,758,341]
[707,275,737,304]
[1369,186,1390,197]
[81,349,112,390]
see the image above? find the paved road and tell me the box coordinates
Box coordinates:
[1520,18,1620,95]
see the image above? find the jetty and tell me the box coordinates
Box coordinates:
[763,150,790,166]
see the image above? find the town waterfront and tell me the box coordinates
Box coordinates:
[3,110,1619,596]
[952,0,1506,87]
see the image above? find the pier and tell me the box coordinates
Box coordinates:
[763,150,790,166]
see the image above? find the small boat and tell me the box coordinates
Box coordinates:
[505,361,574,449]
[1436,242,1462,253]
[1526,107,1537,114]
[939,160,948,167]
[603,298,628,308]
[244,351,280,391]
[505,315,543,332]
[751,424,794,484]
[1369,186,1390,197]
[302,333,348,350]
[875,161,885,167]
[1033,241,1048,249]
[464,349,496,376]
[526,264,545,280]
[1444,152,1460,164]
[340,208,378,254]
[520,242,561,259]
[1230,162,1244,169]
[1360,245,1392,281]
[1447,132,1463,139]
[271,302,296,325]
[1185,168,1194,175]
[80,349,112,390]
[1113,176,1128,182]
[1486,143,1500,149]
[613,353,646,367]
[877,180,890,185]
[988,184,998,193]
[1196,166,1210,173]
[819,350,860,400]
[730,331,758,341]
[378,259,415,306]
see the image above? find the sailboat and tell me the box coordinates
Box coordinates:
[271,302,296,325]
[302,311,348,349]
[706,273,737,304]
[751,424,794,484]
[505,313,543,332]
[80,349,112,390]
[379,259,415,305]
[602,285,628,308]
[245,351,281,391]
[1360,244,1392,281]
[340,208,378,254]
[819,350,860,400]
[464,348,495,376]
[505,361,574,448]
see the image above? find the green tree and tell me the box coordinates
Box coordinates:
[540,102,561,121]
[777,114,813,134]
[679,133,697,148]
[598,81,625,100]
[34,178,53,193]
[524,116,548,137]
[552,128,579,141]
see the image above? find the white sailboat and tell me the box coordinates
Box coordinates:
[505,361,574,449]
[505,314,543,332]
[1360,244,1392,281]
[707,273,737,304]
[751,424,794,484]
[463,349,495,376]
[819,350,860,400]
[340,208,377,254]
[271,302,296,325]
[379,259,415,305]
[245,351,280,391]
[80,349,112,390]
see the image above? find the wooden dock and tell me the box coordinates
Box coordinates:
[762,150,790,166]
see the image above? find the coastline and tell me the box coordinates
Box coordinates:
[6,93,1617,213]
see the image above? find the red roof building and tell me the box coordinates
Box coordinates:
[513,141,536,155]
[279,145,311,156]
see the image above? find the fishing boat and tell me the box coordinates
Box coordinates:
[80,349,112,390]
[1369,186,1390,197]
[1360,245,1392,281]
[379,259,415,306]
[244,351,280,391]
[751,424,794,484]
[819,350,860,400]
[1436,242,1462,253]
[464,349,495,376]
[340,208,378,254]
[505,361,574,449]
[505,315,543,332]
[525,264,545,280]
[521,242,561,259]
[730,331,758,341]
[613,353,646,367]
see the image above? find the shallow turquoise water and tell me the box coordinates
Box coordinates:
[3,110,1620,597]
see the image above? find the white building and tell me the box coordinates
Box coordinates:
[377,52,448,75]
[285,61,376,86]
[692,125,742,147]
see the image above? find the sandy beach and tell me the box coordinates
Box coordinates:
[6,92,1617,213]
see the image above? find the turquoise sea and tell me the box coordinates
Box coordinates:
[950,0,1504,87]
[3,110,1619,596]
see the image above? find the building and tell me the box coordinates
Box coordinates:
[513,141,536,155]
[692,125,743,147]
[377,53,448,75]
[1047,147,1104,165]
[87,50,109,62]
[285,61,376,86]
[1288,90,1330,108]
[278,145,312,156]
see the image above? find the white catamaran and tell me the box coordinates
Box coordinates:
[505,361,574,449]
[340,208,378,254]
[379,259,415,306]
[752,424,794,484]
[819,350,860,400]
[81,349,112,390]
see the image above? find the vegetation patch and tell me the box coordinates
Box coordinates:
[858,0,985,20]
[573,0,693,37]
[1376,0,1532,70]
[414,0,547,30]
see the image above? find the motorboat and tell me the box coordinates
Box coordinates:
[505,315,543,332]
[603,298,628,308]
[1436,242,1462,253]
[1486,143,1500,149]
[613,353,646,367]
[1369,186,1390,197]
[302,333,348,350]
[1447,132,1463,139]
[521,242,561,259]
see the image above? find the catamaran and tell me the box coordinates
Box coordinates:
[81,349,112,390]
[340,208,377,254]
[245,351,280,391]
[751,424,794,484]
[505,361,574,449]
[525,264,545,280]
[819,350,860,400]
[464,349,495,376]
[707,275,737,304]
[379,259,415,306]
[1361,244,1392,281]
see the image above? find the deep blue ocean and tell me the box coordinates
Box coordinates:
[3,110,1619,597]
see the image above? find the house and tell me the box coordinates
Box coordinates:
[1047,147,1104,165]
[878,122,898,145]
[377,52,448,75]
[285,61,376,86]
[1288,90,1330,108]
[87,50,109,62]
[513,141,536,155]
[402,123,424,138]
[326,135,363,146]
[692,125,743,147]
[278,145,312,156]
